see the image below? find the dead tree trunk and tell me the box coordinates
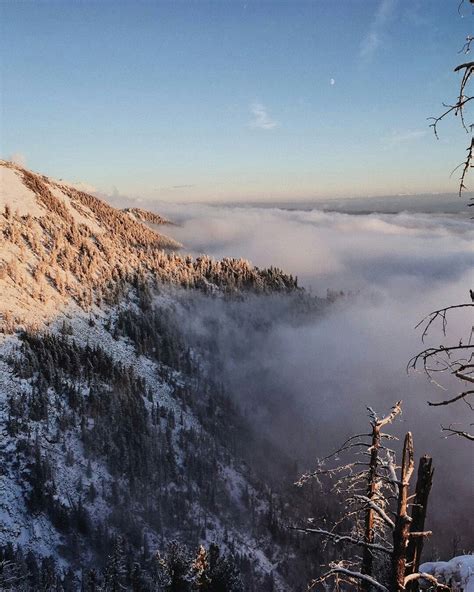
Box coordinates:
[405,456,434,592]
[361,422,382,591]
[362,402,402,592]
[296,403,439,592]
[360,401,402,592]
[391,432,415,592]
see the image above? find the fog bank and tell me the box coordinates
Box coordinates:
[151,199,474,552]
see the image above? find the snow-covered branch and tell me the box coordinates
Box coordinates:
[315,564,390,592]
[290,527,393,554]
[353,495,395,529]
[404,571,450,590]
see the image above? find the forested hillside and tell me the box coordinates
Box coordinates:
[0,161,297,331]
[0,161,320,590]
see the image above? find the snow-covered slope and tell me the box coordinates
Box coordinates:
[0,160,296,331]
[0,166,45,218]
[123,207,173,225]
[0,160,177,328]
[0,298,294,589]
[0,161,305,590]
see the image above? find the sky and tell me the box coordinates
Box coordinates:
[1,0,473,202]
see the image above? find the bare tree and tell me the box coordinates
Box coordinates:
[408,304,474,442]
[430,0,474,198]
[293,403,438,592]
[409,1,474,442]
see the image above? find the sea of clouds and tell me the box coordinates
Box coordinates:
[119,195,474,552]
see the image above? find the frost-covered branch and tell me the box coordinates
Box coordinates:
[353,495,395,529]
[312,564,390,592]
[295,404,435,591]
[404,571,450,590]
[290,527,393,554]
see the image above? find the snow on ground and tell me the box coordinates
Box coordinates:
[0,303,290,588]
[0,165,45,217]
[0,335,65,559]
[54,302,200,432]
[49,185,103,234]
[420,556,474,592]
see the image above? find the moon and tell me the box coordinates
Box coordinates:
[330,78,335,86]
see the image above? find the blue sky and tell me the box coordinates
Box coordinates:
[1,0,473,202]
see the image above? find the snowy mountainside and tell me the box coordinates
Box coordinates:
[0,161,312,590]
[0,288,318,590]
[0,160,297,330]
[123,207,173,226]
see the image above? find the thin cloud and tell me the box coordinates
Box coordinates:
[384,129,427,148]
[360,0,397,62]
[67,181,98,193]
[9,152,27,167]
[248,102,278,130]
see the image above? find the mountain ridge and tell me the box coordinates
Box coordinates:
[0,162,313,590]
[123,207,174,226]
[0,161,297,331]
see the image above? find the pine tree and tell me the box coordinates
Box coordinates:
[154,541,192,592]
[104,536,127,591]
[192,544,243,592]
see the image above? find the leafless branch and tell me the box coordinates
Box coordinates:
[428,389,474,407]
[428,96,474,139]
[367,401,402,428]
[411,298,474,438]
[441,423,474,441]
[312,564,390,592]
[414,303,474,342]
[290,527,393,554]
[408,344,474,373]
[429,44,474,194]
[458,136,474,196]
[459,35,474,54]
[353,494,395,529]
[404,572,450,590]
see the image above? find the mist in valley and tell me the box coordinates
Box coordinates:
[3,0,474,587]
[143,199,474,553]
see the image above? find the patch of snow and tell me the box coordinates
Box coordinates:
[420,556,474,592]
[49,185,103,234]
[0,166,45,217]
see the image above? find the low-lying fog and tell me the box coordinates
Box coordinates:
[123,193,474,552]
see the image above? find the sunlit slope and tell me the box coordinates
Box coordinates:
[0,161,297,328]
